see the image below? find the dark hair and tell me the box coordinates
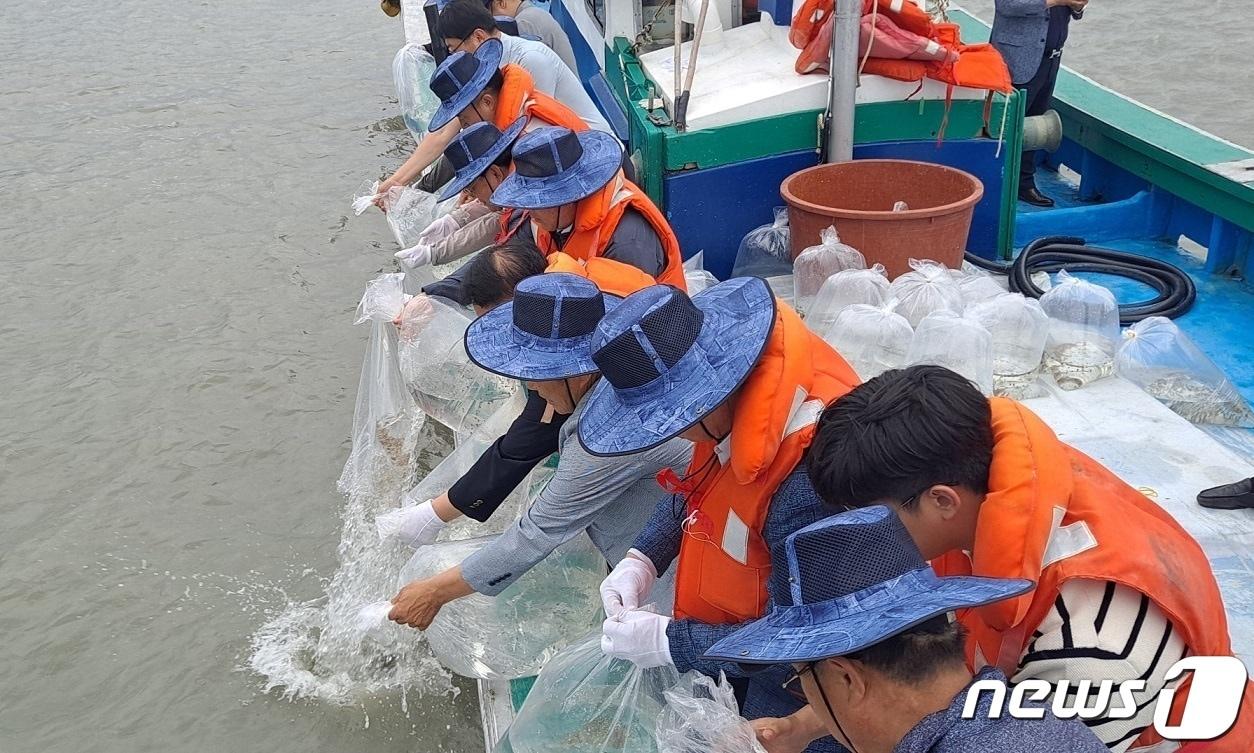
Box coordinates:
[463,235,547,308]
[840,615,967,683]
[807,365,993,510]
[439,0,497,40]
[482,68,504,96]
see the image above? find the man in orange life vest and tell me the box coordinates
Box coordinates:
[756,365,1252,753]
[575,280,860,752]
[490,126,686,289]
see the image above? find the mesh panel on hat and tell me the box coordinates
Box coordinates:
[514,129,584,179]
[512,290,556,338]
[555,295,605,339]
[791,515,927,605]
[640,293,703,368]
[594,330,660,389]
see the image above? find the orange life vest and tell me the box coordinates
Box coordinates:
[671,302,860,624]
[493,64,589,133]
[532,174,688,291]
[791,0,934,51]
[544,251,658,298]
[934,398,1254,752]
[859,23,1013,93]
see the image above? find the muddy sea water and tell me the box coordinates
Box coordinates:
[0,1,1248,752]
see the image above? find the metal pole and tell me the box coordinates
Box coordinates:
[673,0,683,123]
[825,0,860,163]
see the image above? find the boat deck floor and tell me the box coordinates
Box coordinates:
[1017,167,1254,458]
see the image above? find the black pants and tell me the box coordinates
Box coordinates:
[1018,50,1063,191]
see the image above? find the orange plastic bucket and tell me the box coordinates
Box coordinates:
[780,159,984,279]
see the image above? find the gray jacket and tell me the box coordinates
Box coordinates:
[460,397,691,598]
[989,0,1076,85]
[514,0,579,75]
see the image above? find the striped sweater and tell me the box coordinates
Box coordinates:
[1012,579,1189,752]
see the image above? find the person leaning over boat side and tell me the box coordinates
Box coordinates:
[385,239,663,549]
[990,0,1086,208]
[394,119,526,271]
[484,0,578,75]
[490,126,684,288]
[576,280,860,753]
[387,273,691,629]
[375,0,610,201]
[704,507,1107,753]
[757,365,1254,753]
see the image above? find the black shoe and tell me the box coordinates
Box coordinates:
[1197,477,1254,510]
[1018,186,1055,207]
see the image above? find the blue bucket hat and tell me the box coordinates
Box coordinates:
[438,117,526,201]
[705,506,1033,665]
[428,37,504,132]
[465,273,620,381]
[490,126,624,210]
[577,278,776,457]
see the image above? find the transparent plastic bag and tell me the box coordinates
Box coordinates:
[793,226,866,316]
[766,274,796,308]
[822,301,914,381]
[655,673,767,753]
[683,251,719,295]
[352,179,382,216]
[1040,270,1120,390]
[952,267,1008,311]
[338,274,426,498]
[397,534,604,679]
[384,185,441,249]
[805,264,889,335]
[905,310,995,396]
[505,632,682,753]
[392,43,440,141]
[1115,317,1254,427]
[966,294,1050,399]
[397,294,520,435]
[887,258,964,327]
[731,208,793,278]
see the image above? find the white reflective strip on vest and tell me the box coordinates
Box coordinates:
[782,387,820,440]
[890,0,905,13]
[1041,505,1098,569]
[722,509,750,565]
[924,40,941,57]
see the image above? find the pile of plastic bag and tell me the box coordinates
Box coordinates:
[805,264,889,335]
[396,535,604,680]
[822,301,914,381]
[396,294,520,436]
[1115,317,1254,427]
[392,43,440,141]
[683,252,719,296]
[906,310,994,395]
[732,208,793,279]
[655,673,766,753]
[966,293,1050,399]
[792,226,866,316]
[887,259,964,327]
[1040,270,1121,390]
[338,273,426,499]
[505,632,682,753]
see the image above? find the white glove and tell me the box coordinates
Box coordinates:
[417,213,461,245]
[394,243,432,268]
[375,499,446,549]
[600,551,657,617]
[601,610,673,668]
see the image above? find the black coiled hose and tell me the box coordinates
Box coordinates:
[964,236,1197,325]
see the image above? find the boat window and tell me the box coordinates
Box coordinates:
[587,0,606,28]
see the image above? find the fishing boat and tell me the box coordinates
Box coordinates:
[390,0,1253,749]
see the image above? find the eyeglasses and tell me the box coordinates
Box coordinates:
[447,37,471,54]
[782,663,814,702]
